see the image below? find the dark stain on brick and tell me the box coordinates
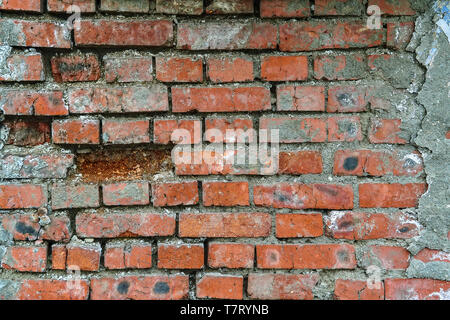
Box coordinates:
[117,281,130,294]
[399,227,410,233]
[315,185,338,197]
[153,281,170,294]
[337,250,349,263]
[337,93,355,107]
[15,222,39,237]
[338,220,353,229]
[343,157,359,171]
[76,148,173,182]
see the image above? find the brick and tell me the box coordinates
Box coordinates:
[10,279,89,300]
[158,243,204,269]
[278,151,323,175]
[0,19,71,48]
[314,0,364,15]
[156,56,203,82]
[333,150,423,176]
[51,244,67,270]
[152,181,199,207]
[91,275,189,300]
[179,212,271,238]
[0,0,42,12]
[254,183,354,209]
[75,20,173,47]
[207,56,254,83]
[208,243,254,268]
[206,0,253,14]
[368,0,415,16]
[260,0,310,18]
[314,54,366,80]
[334,280,384,300]
[248,274,319,300]
[0,90,66,116]
[1,213,71,242]
[0,52,44,82]
[277,86,325,112]
[369,119,407,144]
[385,279,450,300]
[172,86,271,112]
[177,22,277,50]
[1,245,47,272]
[100,0,149,12]
[197,275,243,300]
[155,0,203,15]
[2,120,50,146]
[76,210,176,238]
[327,116,363,142]
[261,56,308,81]
[153,119,201,144]
[68,86,168,114]
[359,183,427,208]
[102,182,149,206]
[104,56,153,83]
[276,213,323,238]
[51,183,99,209]
[260,117,327,143]
[203,181,249,206]
[51,54,100,82]
[205,117,254,143]
[47,0,96,12]
[0,184,47,209]
[414,249,450,264]
[362,245,410,270]
[104,242,152,269]
[66,242,101,271]
[257,244,356,269]
[328,86,369,112]
[52,119,100,144]
[1,153,74,179]
[280,21,384,51]
[387,22,415,50]
[102,119,150,144]
[325,211,422,240]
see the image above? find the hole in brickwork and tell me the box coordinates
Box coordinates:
[75,148,173,183]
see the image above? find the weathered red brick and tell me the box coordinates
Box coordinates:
[177,22,277,50]
[0,90,66,116]
[208,243,254,268]
[104,242,152,269]
[100,0,149,12]
[362,245,410,270]
[179,212,271,238]
[314,0,364,15]
[327,116,363,142]
[248,274,319,300]
[277,86,325,111]
[0,52,44,82]
[369,119,408,144]
[104,56,153,83]
[359,183,427,208]
[91,275,189,300]
[102,182,149,206]
[205,117,254,143]
[368,0,416,16]
[260,117,327,143]
[158,243,204,269]
[207,56,254,83]
[51,244,67,270]
[254,183,354,209]
[51,183,99,209]
[13,279,89,300]
[260,0,310,18]
[203,181,249,206]
[385,279,450,300]
[280,21,384,51]
[276,213,323,238]
[325,211,422,239]
[413,249,450,264]
[51,54,100,82]
[261,55,308,81]
[197,275,243,300]
[1,154,74,179]
[3,120,50,146]
[156,56,203,83]
[278,151,323,175]
[152,181,199,207]
[328,86,369,112]
[102,119,150,144]
[1,245,47,272]
[314,54,366,80]
[0,184,47,209]
[0,19,71,48]
[153,119,201,144]
[0,0,42,12]
[52,119,100,144]
[66,242,101,271]
[76,210,176,238]
[206,0,253,14]
[257,244,356,269]
[334,280,384,300]
[387,22,415,50]
[155,0,203,15]
[172,86,271,112]
[47,0,95,12]
[75,20,173,47]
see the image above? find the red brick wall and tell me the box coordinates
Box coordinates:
[0,0,448,301]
